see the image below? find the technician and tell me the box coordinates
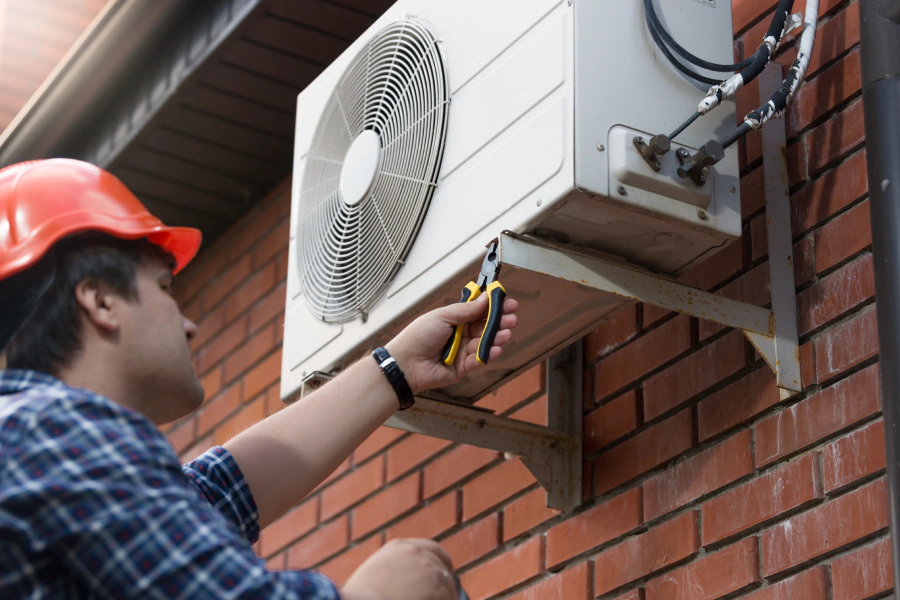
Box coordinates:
[0,159,518,599]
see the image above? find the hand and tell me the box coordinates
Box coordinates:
[341,539,459,600]
[385,293,519,394]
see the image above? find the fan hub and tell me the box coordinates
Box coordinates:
[339,130,382,207]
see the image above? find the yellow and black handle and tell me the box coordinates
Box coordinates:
[441,281,482,365]
[476,280,507,365]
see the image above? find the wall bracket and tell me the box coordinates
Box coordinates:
[385,65,799,512]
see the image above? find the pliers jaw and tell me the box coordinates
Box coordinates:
[475,239,501,291]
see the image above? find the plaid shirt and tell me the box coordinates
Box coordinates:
[0,369,341,599]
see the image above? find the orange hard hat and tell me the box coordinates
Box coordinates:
[0,159,202,282]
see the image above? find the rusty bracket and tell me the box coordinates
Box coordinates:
[385,343,582,513]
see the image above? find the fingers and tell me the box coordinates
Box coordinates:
[467,312,518,338]
[399,538,455,572]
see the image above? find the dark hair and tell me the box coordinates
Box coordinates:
[1,234,173,376]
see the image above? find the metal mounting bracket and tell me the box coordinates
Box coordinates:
[383,65,799,513]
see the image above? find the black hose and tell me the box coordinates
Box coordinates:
[719,122,753,149]
[669,111,702,140]
[645,14,721,86]
[731,0,794,90]
[643,0,754,72]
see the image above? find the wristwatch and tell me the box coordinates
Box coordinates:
[371,347,415,410]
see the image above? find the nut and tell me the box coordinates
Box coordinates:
[617,185,627,196]
[697,210,709,221]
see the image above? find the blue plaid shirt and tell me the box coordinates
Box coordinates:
[0,369,340,599]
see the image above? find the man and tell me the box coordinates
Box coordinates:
[0,159,518,599]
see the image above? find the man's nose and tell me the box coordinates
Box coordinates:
[183,315,198,342]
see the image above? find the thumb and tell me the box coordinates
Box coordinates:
[440,293,488,325]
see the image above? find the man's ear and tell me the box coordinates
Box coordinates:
[73,279,121,334]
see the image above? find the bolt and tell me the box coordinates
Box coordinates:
[597,144,605,151]
[654,161,662,169]
[699,174,707,184]
[617,185,627,196]
[636,136,644,144]
[730,185,737,193]
[698,210,709,221]
[678,149,689,157]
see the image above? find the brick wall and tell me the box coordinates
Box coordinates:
[165,0,891,597]
[0,0,106,130]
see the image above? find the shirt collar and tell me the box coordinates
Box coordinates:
[0,369,65,396]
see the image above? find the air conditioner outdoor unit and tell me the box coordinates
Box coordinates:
[281,0,741,404]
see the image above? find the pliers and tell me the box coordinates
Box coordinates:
[441,239,507,365]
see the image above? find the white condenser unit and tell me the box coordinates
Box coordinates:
[282,0,741,404]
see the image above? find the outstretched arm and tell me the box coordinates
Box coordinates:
[223,293,518,529]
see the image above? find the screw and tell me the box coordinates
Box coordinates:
[597,144,605,151]
[698,210,709,221]
[654,161,662,169]
[698,174,707,184]
[536,199,542,207]
[730,185,737,193]
[636,136,644,144]
[617,185,627,196]
[678,149,689,157]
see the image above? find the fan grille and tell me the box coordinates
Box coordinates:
[297,18,450,322]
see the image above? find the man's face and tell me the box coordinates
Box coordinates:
[117,261,203,424]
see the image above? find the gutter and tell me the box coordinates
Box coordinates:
[859,0,900,593]
[0,0,190,165]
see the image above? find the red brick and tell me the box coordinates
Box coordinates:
[462,458,535,520]
[242,348,282,401]
[223,323,276,383]
[354,427,404,464]
[546,488,642,568]
[460,537,542,600]
[441,513,499,569]
[831,537,894,600]
[225,193,288,263]
[698,367,781,442]
[253,218,290,269]
[179,434,212,464]
[801,342,817,388]
[258,497,318,557]
[213,394,265,445]
[732,0,778,36]
[352,472,420,539]
[741,567,828,600]
[778,2,861,81]
[595,315,691,400]
[424,444,499,498]
[596,409,693,495]
[610,591,644,600]
[264,384,284,417]
[198,384,241,436]
[823,420,886,493]
[475,364,543,414]
[197,316,248,374]
[678,236,746,292]
[506,562,590,600]
[224,262,277,323]
[189,302,225,353]
[815,200,872,273]
[387,434,452,482]
[815,309,879,381]
[697,264,769,340]
[265,553,286,570]
[585,305,639,361]
[321,456,385,521]
[642,304,671,329]
[385,492,458,541]
[503,487,559,541]
[741,166,766,220]
[166,418,196,455]
[787,139,808,187]
[285,515,348,569]
[249,281,286,333]
[791,150,868,236]
[807,98,864,174]
[787,50,861,137]
[798,254,875,335]
[317,535,383,587]
[510,395,548,426]
[205,254,252,309]
[644,331,748,420]
[594,511,700,595]
[644,430,753,521]
[199,364,223,399]
[761,478,889,576]
[645,538,760,600]
[755,363,881,466]
[702,453,820,545]
[584,390,639,455]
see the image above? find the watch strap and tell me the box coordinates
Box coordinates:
[372,347,415,410]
